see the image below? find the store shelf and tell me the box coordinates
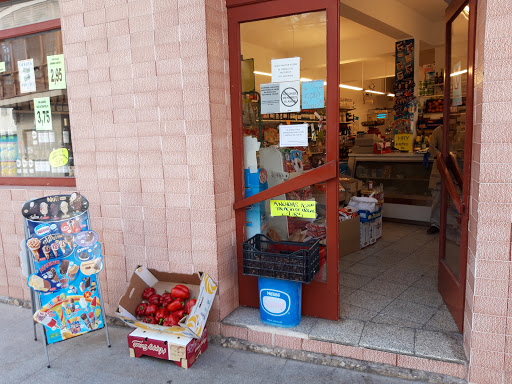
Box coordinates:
[0,89,66,107]
[13,110,69,115]
[355,176,432,181]
[418,94,444,98]
[262,119,318,123]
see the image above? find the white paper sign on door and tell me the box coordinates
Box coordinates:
[261,83,280,114]
[271,57,300,83]
[34,97,52,131]
[18,59,36,93]
[279,124,308,147]
[279,81,301,113]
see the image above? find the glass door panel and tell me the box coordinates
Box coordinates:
[442,9,468,280]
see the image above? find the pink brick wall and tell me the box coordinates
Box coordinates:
[0,0,235,334]
[467,0,512,382]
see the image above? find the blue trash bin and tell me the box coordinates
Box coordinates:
[258,277,302,328]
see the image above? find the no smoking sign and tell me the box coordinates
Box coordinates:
[281,87,299,107]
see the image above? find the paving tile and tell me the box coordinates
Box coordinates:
[309,318,365,346]
[339,303,378,321]
[222,306,318,336]
[378,268,427,286]
[359,322,415,354]
[371,313,424,329]
[345,263,388,278]
[359,279,409,299]
[423,309,460,333]
[345,289,395,312]
[414,330,466,363]
[411,274,438,290]
[339,285,356,298]
[339,272,372,289]
[357,254,392,269]
[397,286,444,308]
[342,252,369,263]
[380,299,438,326]
[339,258,356,270]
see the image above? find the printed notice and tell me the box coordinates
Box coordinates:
[271,57,300,83]
[261,83,280,114]
[18,59,36,93]
[47,54,66,90]
[279,81,300,113]
[302,80,324,109]
[394,133,413,152]
[270,200,316,219]
[49,148,69,167]
[34,97,52,131]
[279,124,308,148]
[0,62,5,73]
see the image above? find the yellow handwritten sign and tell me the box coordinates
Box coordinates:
[394,133,413,152]
[270,200,316,218]
[49,148,68,168]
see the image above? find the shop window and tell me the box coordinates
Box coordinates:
[0,28,74,182]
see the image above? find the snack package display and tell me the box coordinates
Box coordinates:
[23,194,105,345]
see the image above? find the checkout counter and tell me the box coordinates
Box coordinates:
[348,152,434,224]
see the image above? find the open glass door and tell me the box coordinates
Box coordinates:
[438,0,476,331]
[228,0,340,320]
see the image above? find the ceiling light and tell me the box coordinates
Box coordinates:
[365,89,385,95]
[253,71,271,77]
[450,69,468,77]
[339,84,363,91]
[387,93,395,97]
[300,77,312,82]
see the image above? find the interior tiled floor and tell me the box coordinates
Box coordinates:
[223,222,466,364]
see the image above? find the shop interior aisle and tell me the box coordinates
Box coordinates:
[223,221,466,365]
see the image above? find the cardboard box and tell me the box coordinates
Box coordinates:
[128,327,208,369]
[339,176,363,193]
[339,216,360,257]
[117,266,217,339]
[358,208,382,248]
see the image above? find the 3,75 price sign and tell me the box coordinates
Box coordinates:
[47,54,66,90]
[34,97,52,131]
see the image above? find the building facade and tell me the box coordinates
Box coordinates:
[0,0,511,382]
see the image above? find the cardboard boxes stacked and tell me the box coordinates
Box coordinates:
[117,267,217,368]
[338,176,363,257]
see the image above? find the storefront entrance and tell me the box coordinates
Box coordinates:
[227,0,475,367]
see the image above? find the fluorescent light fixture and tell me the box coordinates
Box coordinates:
[450,69,468,77]
[300,77,313,82]
[253,71,271,77]
[365,89,385,95]
[464,5,469,13]
[387,93,395,97]
[339,84,363,91]
[377,113,387,119]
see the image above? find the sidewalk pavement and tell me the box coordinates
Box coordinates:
[2,303,430,384]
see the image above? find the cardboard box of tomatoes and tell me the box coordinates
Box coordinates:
[116,266,218,340]
[127,327,208,368]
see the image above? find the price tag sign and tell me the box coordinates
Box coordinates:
[394,133,413,152]
[34,97,53,131]
[270,200,316,218]
[0,62,5,73]
[49,148,68,167]
[47,54,66,90]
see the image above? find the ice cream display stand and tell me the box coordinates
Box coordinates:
[21,193,110,367]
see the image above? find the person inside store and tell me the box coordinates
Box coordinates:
[427,125,443,234]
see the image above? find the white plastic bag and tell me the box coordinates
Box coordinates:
[347,196,378,212]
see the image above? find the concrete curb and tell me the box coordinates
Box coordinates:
[210,336,467,384]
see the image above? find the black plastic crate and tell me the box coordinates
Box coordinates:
[242,234,320,283]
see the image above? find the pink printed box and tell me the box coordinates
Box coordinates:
[128,327,208,369]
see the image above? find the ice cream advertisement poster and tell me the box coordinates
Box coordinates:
[23,194,105,344]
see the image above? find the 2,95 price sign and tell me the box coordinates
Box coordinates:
[34,97,53,131]
[47,54,66,90]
